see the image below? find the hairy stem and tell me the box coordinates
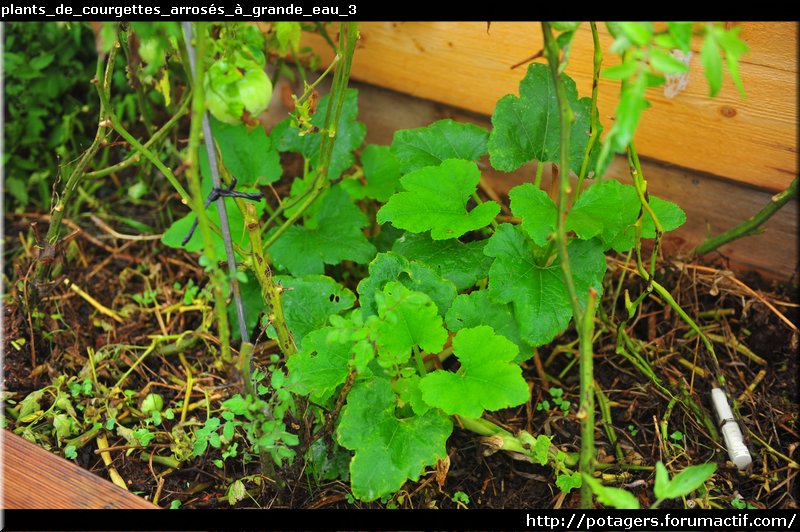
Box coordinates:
[36,42,117,282]
[542,22,595,509]
[575,21,603,198]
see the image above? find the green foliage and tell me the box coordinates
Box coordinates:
[275,89,366,180]
[337,378,452,501]
[488,63,599,174]
[485,224,606,346]
[391,119,489,173]
[341,144,402,202]
[268,185,376,276]
[391,233,492,291]
[419,326,528,418]
[377,159,500,240]
[3,22,99,211]
[583,474,641,509]
[445,291,528,361]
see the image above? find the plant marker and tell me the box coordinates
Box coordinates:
[710,388,752,469]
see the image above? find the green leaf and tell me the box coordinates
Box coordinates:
[618,22,654,46]
[642,196,686,237]
[275,89,366,179]
[658,463,717,500]
[268,275,356,344]
[286,327,353,403]
[341,144,401,202]
[602,59,639,81]
[654,461,671,500]
[583,474,640,509]
[377,159,500,240]
[566,180,686,252]
[556,471,582,493]
[337,378,452,501]
[649,48,690,75]
[52,414,74,440]
[485,224,606,346]
[391,232,492,291]
[268,185,376,276]
[372,282,448,367]
[419,326,528,418]
[357,252,457,318]
[667,22,695,52]
[605,73,649,157]
[275,22,301,54]
[488,63,599,175]
[211,116,282,186]
[391,119,489,174]
[395,374,431,416]
[445,291,530,362]
[717,27,749,98]
[701,30,723,97]
[508,183,557,246]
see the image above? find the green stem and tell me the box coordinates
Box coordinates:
[694,177,798,255]
[533,162,545,188]
[575,21,603,199]
[243,203,296,357]
[264,23,358,252]
[85,92,191,179]
[36,42,117,282]
[182,22,232,363]
[543,22,596,509]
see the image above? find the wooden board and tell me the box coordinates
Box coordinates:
[265,77,797,280]
[2,431,158,509]
[303,22,797,192]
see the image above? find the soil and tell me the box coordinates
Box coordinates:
[2,192,798,510]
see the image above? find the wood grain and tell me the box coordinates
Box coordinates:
[302,22,797,192]
[2,431,157,509]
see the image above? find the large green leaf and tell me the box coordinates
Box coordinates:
[445,291,530,362]
[341,144,401,202]
[377,159,500,240]
[419,326,528,418]
[337,378,452,501]
[566,180,686,252]
[286,327,351,403]
[371,282,448,368]
[488,63,598,174]
[357,252,457,318]
[508,183,557,246]
[484,224,606,346]
[267,275,355,345]
[391,119,489,174]
[274,89,366,179]
[391,232,492,291]
[211,116,281,186]
[268,185,376,276]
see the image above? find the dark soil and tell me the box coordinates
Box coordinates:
[2,205,798,510]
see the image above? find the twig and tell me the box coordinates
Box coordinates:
[96,433,129,490]
[694,177,798,256]
[63,277,123,323]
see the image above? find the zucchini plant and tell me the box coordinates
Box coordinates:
[48,21,746,507]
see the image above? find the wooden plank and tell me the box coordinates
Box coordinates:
[266,77,797,280]
[303,22,797,192]
[2,431,158,509]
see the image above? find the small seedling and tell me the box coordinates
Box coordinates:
[452,491,470,509]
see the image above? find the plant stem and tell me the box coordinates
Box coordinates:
[242,203,296,358]
[263,23,359,252]
[181,22,232,363]
[542,22,596,509]
[36,42,117,282]
[575,21,603,199]
[694,176,798,255]
[85,92,191,179]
